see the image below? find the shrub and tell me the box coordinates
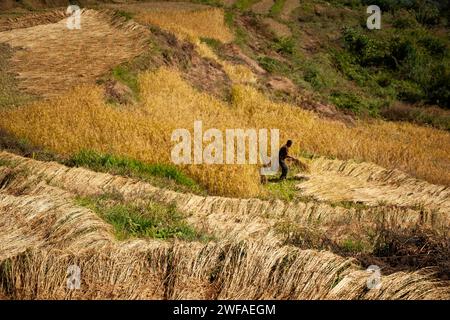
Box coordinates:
[427,64,450,108]
[381,103,450,130]
[330,91,364,114]
[271,37,295,55]
[393,80,425,102]
[303,64,329,90]
[339,26,450,107]
[393,11,419,28]
[414,1,440,26]
[257,55,286,73]
[418,35,447,56]
[270,0,286,16]
[342,27,387,66]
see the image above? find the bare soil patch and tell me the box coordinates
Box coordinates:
[252,0,274,15]
[280,0,299,20]
[262,17,291,37]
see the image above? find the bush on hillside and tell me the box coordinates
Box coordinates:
[339,26,449,108]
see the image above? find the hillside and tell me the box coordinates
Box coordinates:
[0,0,449,300]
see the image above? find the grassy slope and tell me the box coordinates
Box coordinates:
[4,1,448,128]
[1,0,449,198]
[223,0,450,129]
[0,44,34,107]
[0,2,448,284]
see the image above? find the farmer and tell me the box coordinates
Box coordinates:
[279,139,293,180]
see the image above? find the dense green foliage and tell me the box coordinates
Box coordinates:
[331,0,449,109]
[226,0,450,126]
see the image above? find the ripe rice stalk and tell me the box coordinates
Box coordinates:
[135,8,234,43]
[1,152,448,242]
[1,242,448,300]
[0,159,448,300]
[0,68,449,197]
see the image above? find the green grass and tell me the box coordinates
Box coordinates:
[225,10,249,47]
[0,44,35,108]
[233,0,261,11]
[264,178,298,201]
[114,10,134,21]
[271,36,295,55]
[261,163,314,202]
[66,150,206,195]
[0,159,12,167]
[257,55,289,73]
[75,193,211,241]
[200,37,222,51]
[111,65,139,97]
[224,10,235,27]
[330,200,370,210]
[269,0,286,17]
[340,238,368,254]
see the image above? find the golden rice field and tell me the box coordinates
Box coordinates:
[0,68,449,197]
[0,4,449,301]
[135,7,234,43]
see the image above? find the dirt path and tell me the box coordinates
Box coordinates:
[0,10,149,97]
[296,158,450,214]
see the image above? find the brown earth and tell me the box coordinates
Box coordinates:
[280,0,299,20]
[147,27,233,100]
[251,0,274,15]
[262,17,292,38]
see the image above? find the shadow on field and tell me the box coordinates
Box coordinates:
[279,223,450,281]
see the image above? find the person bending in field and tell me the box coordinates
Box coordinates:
[279,139,293,180]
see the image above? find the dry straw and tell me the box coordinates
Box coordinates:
[1,151,448,245]
[0,10,149,97]
[0,151,448,300]
[0,68,449,197]
[135,7,234,43]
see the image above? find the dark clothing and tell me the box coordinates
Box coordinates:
[279,159,288,180]
[279,145,289,161]
[279,144,289,180]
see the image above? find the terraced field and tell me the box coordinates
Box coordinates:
[0,9,149,97]
[0,151,448,299]
[0,2,448,300]
[296,158,450,214]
